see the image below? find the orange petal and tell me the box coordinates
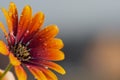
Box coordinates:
[9,53,21,66]
[28,67,47,80]
[29,25,59,46]
[17,5,32,41]
[31,49,64,61]
[9,2,18,35]
[0,40,9,55]
[39,25,59,40]
[43,38,64,49]
[44,49,64,61]
[29,12,44,34]
[38,67,58,80]
[1,8,13,33]
[15,65,27,80]
[0,22,8,38]
[41,61,66,75]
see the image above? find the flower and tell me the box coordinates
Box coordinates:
[0,2,65,80]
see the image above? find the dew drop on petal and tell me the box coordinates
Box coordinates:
[39,39,42,41]
[18,29,21,33]
[45,66,48,69]
[13,14,17,18]
[27,65,30,68]
[26,30,29,33]
[44,43,47,46]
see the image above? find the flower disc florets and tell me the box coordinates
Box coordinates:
[11,44,31,61]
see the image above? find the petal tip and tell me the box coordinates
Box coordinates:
[59,51,65,61]
[61,69,66,75]
[10,2,15,6]
[52,25,59,31]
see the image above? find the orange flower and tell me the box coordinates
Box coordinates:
[0,2,65,80]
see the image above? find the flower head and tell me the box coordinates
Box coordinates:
[0,2,65,80]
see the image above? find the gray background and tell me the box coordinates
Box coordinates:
[0,0,120,80]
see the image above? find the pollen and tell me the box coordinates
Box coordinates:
[11,44,31,61]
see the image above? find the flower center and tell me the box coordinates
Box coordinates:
[11,44,31,61]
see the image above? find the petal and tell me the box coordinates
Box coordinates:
[29,12,44,34]
[29,25,59,47]
[38,67,58,80]
[22,12,44,43]
[1,8,13,33]
[15,65,27,80]
[0,22,8,38]
[29,38,64,49]
[0,40,9,55]
[28,66,47,80]
[44,38,64,49]
[16,5,32,42]
[37,25,59,41]
[31,49,65,61]
[40,61,66,75]
[9,53,21,66]
[8,2,18,35]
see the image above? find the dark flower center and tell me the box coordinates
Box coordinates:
[11,44,31,61]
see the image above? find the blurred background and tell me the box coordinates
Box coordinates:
[1,0,120,80]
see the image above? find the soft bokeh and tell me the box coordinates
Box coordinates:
[0,69,15,80]
[0,0,120,80]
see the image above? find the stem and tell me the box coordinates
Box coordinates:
[0,63,12,80]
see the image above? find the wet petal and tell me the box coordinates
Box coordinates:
[9,53,21,66]
[31,49,64,61]
[37,25,59,40]
[38,67,58,80]
[22,12,44,43]
[9,2,18,35]
[1,8,13,33]
[0,40,9,55]
[15,65,27,80]
[29,25,59,47]
[39,25,59,38]
[29,38,64,49]
[40,61,66,75]
[29,12,44,34]
[28,66,47,80]
[44,38,64,49]
[17,5,32,42]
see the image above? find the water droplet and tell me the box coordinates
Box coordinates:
[39,39,42,41]
[26,30,29,33]
[27,65,30,68]
[44,43,47,46]
[45,66,48,69]
[13,14,17,18]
